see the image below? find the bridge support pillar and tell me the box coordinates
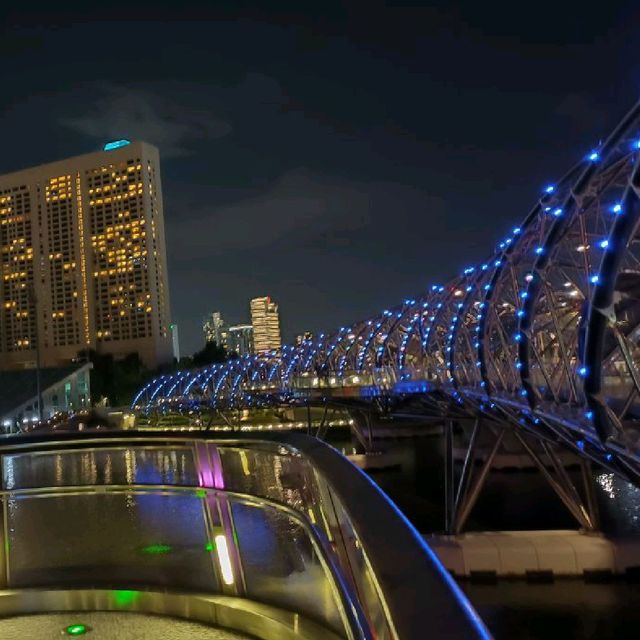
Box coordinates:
[514,432,595,530]
[454,426,505,534]
[444,421,599,534]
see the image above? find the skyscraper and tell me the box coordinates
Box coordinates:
[250,296,281,353]
[0,140,173,370]
[226,324,254,356]
[202,311,227,348]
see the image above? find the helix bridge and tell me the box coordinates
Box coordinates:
[133,98,640,488]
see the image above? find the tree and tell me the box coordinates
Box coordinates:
[192,341,227,367]
[79,349,149,407]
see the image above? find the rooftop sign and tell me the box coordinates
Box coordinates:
[103,139,131,151]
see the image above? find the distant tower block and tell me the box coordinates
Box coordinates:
[250,296,281,353]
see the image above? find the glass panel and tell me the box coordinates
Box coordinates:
[218,446,319,515]
[3,447,198,489]
[231,500,345,636]
[7,491,216,591]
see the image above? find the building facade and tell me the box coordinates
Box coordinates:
[227,324,254,356]
[203,311,227,347]
[250,296,281,353]
[0,140,172,370]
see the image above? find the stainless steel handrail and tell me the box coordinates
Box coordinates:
[0,431,490,639]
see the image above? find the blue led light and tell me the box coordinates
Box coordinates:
[520,389,527,396]
[515,361,522,369]
[552,208,563,217]
[576,440,585,450]
[103,139,131,151]
[611,203,623,214]
[520,291,528,299]
[517,310,525,317]
[578,366,588,377]
[495,260,502,267]
[544,184,555,194]
[590,274,599,284]
[585,411,593,420]
[588,150,600,162]
[514,333,522,342]
[599,239,609,249]
[513,227,521,234]
[605,453,613,461]
[484,284,491,291]
[481,263,488,270]
[535,246,544,255]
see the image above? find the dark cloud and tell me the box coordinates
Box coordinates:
[60,83,232,157]
[168,169,371,255]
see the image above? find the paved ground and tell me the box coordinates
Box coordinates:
[0,611,251,639]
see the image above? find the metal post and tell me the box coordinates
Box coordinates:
[542,442,593,529]
[454,418,482,516]
[454,428,504,534]
[580,459,600,530]
[366,413,374,452]
[306,403,312,435]
[444,420,455,534]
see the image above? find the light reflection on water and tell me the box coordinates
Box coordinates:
[595,472,640,533]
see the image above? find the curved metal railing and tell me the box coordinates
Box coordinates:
[0,431,490,639]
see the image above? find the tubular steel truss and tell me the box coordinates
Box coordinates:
[133,99,640,481]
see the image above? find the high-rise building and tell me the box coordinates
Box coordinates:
[202,311,227,348]
[227,324,254,356]
[250,296,281,353]
[0,140,173,370]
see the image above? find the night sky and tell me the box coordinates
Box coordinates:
[1,1,638,356]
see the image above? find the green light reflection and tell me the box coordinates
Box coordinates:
[112,590,141,608]
[140,543,172,555]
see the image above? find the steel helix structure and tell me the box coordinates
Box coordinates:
[133,98,640,480]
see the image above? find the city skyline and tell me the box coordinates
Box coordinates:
[1,3,638,358]
[202,309,254,356]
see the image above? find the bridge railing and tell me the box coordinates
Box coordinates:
[0,432,489,640]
